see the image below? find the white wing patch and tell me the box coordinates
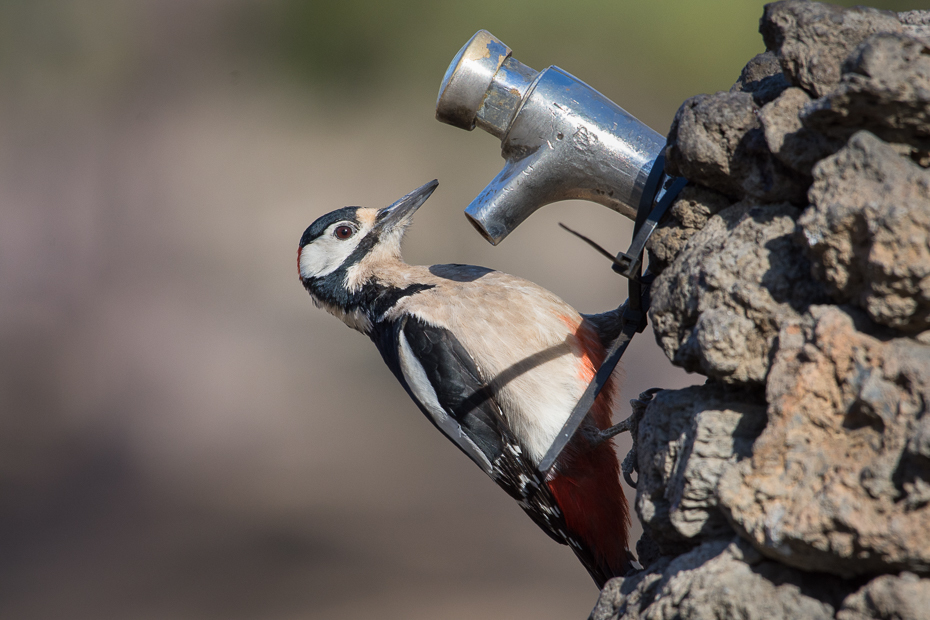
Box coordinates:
[397,329,493,474]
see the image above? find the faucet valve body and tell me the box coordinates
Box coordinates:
[436,31,667,245]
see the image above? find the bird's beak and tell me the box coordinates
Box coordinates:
[376,180,439,231]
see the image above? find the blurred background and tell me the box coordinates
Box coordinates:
[0,0,920,618]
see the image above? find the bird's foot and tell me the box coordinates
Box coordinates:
[588,387,661,443]
[588,415,635,444]
[620,388,662,487]
[584,388,662,487]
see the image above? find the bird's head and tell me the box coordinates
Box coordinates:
[298,179,438,292]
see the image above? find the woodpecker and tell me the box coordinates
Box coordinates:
[298,180,631,586]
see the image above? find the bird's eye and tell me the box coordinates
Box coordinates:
[334,225,355,240]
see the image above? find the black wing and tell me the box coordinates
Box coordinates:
[369,315,569,544]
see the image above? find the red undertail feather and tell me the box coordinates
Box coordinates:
[547,318,630,586]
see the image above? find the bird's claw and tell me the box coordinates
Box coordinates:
[587,387,661,445]
[588,416,634,446]
[617,388,663,488]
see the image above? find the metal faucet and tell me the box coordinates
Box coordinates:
[436,30,667,245]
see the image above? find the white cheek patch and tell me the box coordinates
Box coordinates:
[298,225,365,279]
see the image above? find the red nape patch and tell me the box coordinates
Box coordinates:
[297,246,303,279]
